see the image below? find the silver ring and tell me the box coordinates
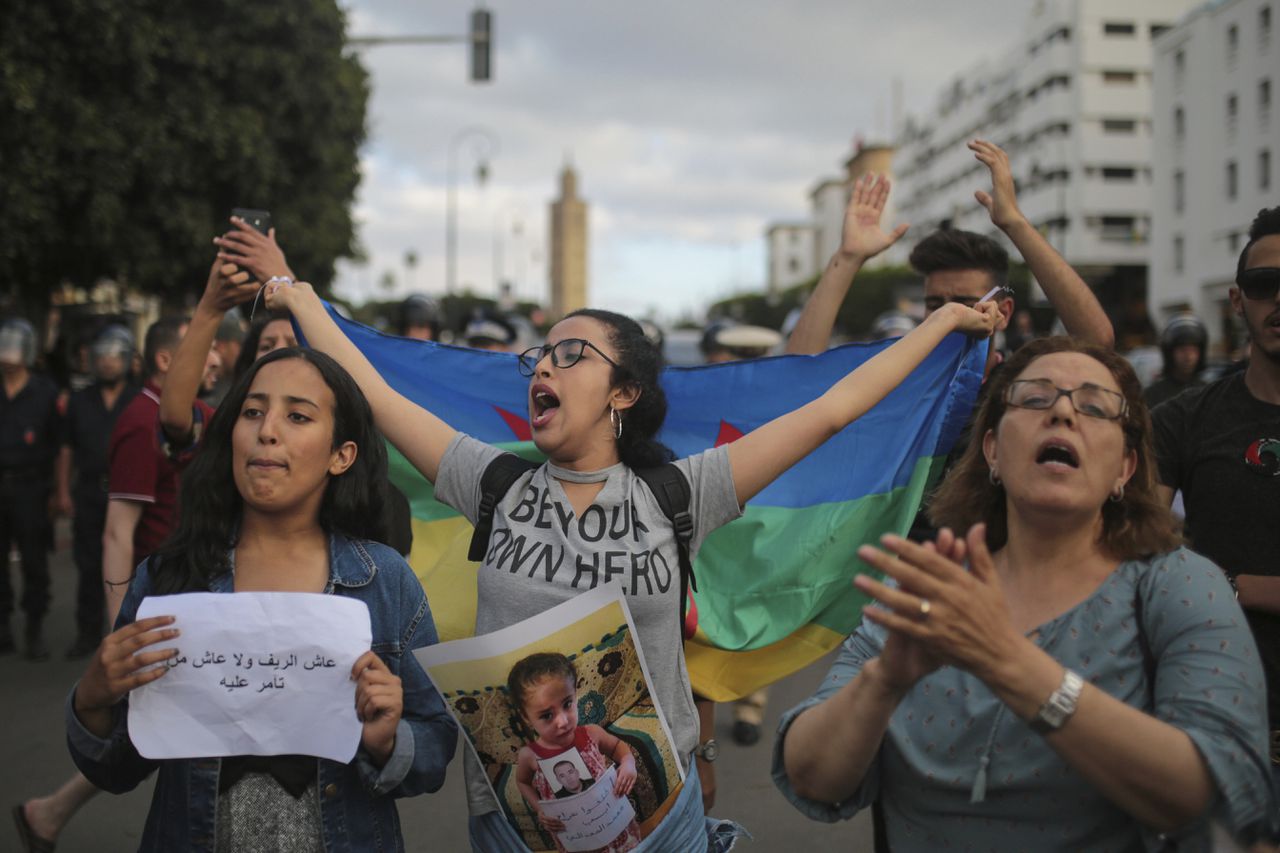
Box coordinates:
[918,599,932,617]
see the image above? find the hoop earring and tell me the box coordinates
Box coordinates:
[1109,484,1124,503]
[988,467,1001,487]
[610,406,623,440]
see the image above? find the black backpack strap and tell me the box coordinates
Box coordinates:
[468,453,539,562]
[635,464,696,629]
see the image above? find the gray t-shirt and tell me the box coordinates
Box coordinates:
[434,433,742,815]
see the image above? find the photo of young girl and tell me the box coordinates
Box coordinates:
[414,587,685,853]
[509,652,642,851]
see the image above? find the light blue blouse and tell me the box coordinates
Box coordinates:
[772,548,1276,851]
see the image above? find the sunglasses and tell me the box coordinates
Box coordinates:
[518,338,620,377]
[1237,267,1280,301]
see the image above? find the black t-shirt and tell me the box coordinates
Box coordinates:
[0,373,61,473]
[63,382,139,489]
[1152,371,1280,726]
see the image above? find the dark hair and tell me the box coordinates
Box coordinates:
[507,652,577,736]
[142,316,188,379]
[565,308,674,469]
[909,229,1010,289]
[928,337,1180,559]
[232,311,294,381]
[150,347,390,593]
[1236,206,1280,281]
[553,760,576,772]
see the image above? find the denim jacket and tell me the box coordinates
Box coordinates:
[66,533,458,853]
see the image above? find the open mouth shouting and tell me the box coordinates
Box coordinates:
[530,383,561,430]
[1035,438,1080,472]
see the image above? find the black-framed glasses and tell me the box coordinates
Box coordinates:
[518,338,620,377]
[1005,379,1128,421]
[1237,267,1280,301]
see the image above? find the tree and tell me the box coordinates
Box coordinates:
[1,0,368,315]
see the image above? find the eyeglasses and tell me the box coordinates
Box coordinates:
[1005,379,1128,421]
[1237,267,1280,301]
[518,338,620,377]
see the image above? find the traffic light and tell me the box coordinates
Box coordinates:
[470,9,492,82]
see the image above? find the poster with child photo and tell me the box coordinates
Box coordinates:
[414,587,684,853]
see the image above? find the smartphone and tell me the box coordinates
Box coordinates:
[231,208,272,235]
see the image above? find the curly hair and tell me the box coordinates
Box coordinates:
[150,347,390,594]
[928,337,1180,558]
[565,308,674,469]
[1236,206,1280,280]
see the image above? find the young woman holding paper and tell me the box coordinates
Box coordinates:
[65,347,457,852]
[260,276,996,850]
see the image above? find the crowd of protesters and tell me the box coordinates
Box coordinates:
[0,137,1276,851]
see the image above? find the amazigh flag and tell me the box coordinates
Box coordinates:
[324,305,986,702]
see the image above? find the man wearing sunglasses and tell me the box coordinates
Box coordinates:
[1152,206,1280,810]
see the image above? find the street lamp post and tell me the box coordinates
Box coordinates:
[446,127,499,295]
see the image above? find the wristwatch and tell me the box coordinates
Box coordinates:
[1030,668,1084,734]
[694,738,719,763]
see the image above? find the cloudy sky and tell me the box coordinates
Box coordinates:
[336,0,1028,321]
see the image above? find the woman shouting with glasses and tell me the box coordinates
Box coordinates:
[264,279,996,850]
[776,337,1276,851]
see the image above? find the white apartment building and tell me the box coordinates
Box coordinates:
[765,223,818,295]
[887,0,1197,329]
[1149,0,1275,356]
[765,142,897,293]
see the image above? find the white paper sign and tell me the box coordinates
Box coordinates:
[538,765,636,853]
[128,592,372,763]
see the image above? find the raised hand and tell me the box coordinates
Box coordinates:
[214,217,294,284]
[840,173,910,261]
[351,651,403,767]
[199,258,258,314]
[969,139,1026,231]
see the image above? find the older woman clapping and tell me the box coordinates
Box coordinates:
[774,337,1277,851]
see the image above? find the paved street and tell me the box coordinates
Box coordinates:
[2,524,869,851]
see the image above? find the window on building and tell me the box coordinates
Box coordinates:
[1262,149,1273,190]
[1102,70,1137,84]
[1227,93,1239,135]
[1174,50,1186,87]
[1104,21,1137,36]
[1174,171,1185,212]
[1102,166,1137,181]
[1102,118,1137,134]
[1174,105,1186,139]
[1100,216,1137,241]
[1228,232,1241,253]
[1262,78,1273,125]
[1227,23,1239,64]
[1262,6,1272,47]
[788,257,800,273]
[1173,236,1184,273]
[1151,23,1172,38]
[1226,160,1238,199]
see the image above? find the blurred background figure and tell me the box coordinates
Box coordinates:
[462,308,519,352]
[699,320,782,363]
[869,310,918,342]
[1003,308,1039,353]
[201,311,245,407]
[56,325,139,659]
[396,293,441,342]
[1143,312,1208,409]
[0,317,61,660]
